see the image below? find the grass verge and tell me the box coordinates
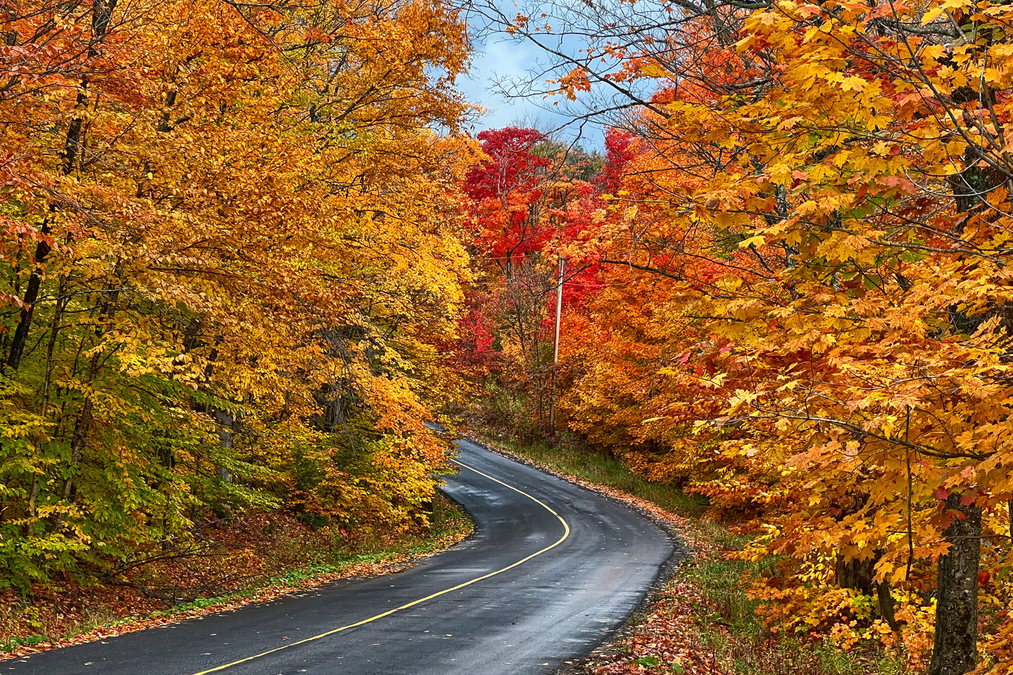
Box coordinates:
[0,494,472,660]
[482,435,709,519]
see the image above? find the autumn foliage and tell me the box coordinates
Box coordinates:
[0,0,474,591]
[456,126,601,433]
[457,0,1013,668]
[10,0,1013,668]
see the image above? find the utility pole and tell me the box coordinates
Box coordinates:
[549,257,564,433]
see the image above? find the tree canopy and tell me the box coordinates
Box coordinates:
[1,0,474,590]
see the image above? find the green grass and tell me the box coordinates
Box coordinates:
[0,634,45,653]
[483,435,708,518]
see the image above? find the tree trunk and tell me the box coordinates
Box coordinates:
[836,554,875,595]
[62,398,94,501]
[5,0,112,373]
[836,552,900,631]
[213,408,233,484]
[5,0,120,373]
[877,580,899,632]
[929,492,982,675]
[4,222,52,371]
[27,281,68,532]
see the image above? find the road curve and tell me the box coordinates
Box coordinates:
[7,440,675,675]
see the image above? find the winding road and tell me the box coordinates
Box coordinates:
[6,440,676,675]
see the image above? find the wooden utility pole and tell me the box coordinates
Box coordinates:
[549,258,564,432]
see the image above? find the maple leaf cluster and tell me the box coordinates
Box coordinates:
[452,126,604,435]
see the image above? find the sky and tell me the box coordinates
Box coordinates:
[455,16,608,151]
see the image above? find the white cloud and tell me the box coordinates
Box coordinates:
[458,14,605,149]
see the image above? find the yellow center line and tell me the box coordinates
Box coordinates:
[190,458,571,675]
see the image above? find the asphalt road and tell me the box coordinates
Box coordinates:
[6,440,676,675]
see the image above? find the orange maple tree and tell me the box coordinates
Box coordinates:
[486,0,1013,669]
[0,0,475,590]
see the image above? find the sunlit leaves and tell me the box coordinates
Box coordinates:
[539,0,1013,665]
[0,0,473,589]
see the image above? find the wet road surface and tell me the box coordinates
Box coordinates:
[6,440,676,675]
